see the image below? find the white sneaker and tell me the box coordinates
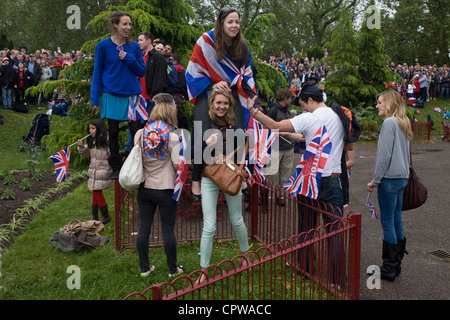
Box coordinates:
[141,265,155,277]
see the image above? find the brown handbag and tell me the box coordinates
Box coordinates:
[204,139,249,196]
[402,150,428,211]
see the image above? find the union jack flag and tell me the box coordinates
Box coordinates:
[173,130,190,201]
[186,29,256,129]
[248,118,277,185]
[49,147,70,183]
[365,196,379,220]
[143,120,171,159]
[283,125,332,198]
[128,95,148,122]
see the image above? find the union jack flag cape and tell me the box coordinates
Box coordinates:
[365,194,379,220]
[247,118,277,185]
[173,130,189,201]
[283,125,332,198]
[143,120,172,159]
[49,147,70,183]
[128,95,148,122]
[186,29,256,129]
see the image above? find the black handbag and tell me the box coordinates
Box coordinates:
[402,150,428,211]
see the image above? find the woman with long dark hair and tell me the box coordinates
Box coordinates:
[186,7,258,200]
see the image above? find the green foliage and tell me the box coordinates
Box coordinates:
[20,178,32,191]
[3,174,17,185]
[253,60,287,103]
[243,13,277,58]
[1,188,16,200]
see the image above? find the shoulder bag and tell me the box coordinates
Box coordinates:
[205,139,249,196]
[402,149,428,211]
[119,142,143,191]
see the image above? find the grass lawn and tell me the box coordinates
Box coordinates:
[0,97,448,300]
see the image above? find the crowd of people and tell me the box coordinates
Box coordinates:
[257,53,450,104]
[1,6,446,286]
[0,47,90,109]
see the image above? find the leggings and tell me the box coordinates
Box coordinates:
[92,190,107,206]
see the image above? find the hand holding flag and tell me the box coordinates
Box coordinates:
[49,134,90,183]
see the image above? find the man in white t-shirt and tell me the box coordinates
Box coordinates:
[246,83,346,285]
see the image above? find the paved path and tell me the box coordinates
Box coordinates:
[345,140,450,300]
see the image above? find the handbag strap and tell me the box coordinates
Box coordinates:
[224,138,249,169]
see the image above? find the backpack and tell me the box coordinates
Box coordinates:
[330,102,361,206]
[329,102,361,143]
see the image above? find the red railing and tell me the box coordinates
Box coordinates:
[116,175,361,300]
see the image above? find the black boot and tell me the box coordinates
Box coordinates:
[99,205,111,224]
[396,237,408,276]
[91,204,99,221]
[380,240,399,282]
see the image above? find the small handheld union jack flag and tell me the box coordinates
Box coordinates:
[49,147,70,183]
[365,193,379,220]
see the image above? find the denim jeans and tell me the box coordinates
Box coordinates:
[200,177,249,268]
[136,187,178,273]
[1,86,12,108]
[440,87,449,101]
[377,178,408,244]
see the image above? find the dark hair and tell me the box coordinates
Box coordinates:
[214,8,242,61]
[87,119,109,149]
[275,88,293,102]
[109,11,132,44]
[299,80,323,103]
[172,53,180,64]
[138,31,154,43]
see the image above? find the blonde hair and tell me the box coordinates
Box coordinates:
[377,90,413,140]
[148,101,178,128]
[208,90,237,127]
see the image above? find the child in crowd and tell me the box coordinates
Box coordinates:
[77,119,113,224]
[407,79,415,106]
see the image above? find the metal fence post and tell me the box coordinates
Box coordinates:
[348,213,361,300]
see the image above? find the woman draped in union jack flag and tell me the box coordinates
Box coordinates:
[90,11,146,180]
[133,94,184,278]
[186,7,260,200]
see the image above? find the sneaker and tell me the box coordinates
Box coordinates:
[168,266,184,278]
[140,266,155,277]
[110,169,120,180]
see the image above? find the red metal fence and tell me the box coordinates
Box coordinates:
[115,175,361,300]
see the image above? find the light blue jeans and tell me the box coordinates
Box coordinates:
[378,178,409,244]
[200,177,249,268]
[1,86,12,108]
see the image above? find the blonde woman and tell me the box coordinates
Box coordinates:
[197,90,249,282]
[367,90,413,282]
[134,93,183,278]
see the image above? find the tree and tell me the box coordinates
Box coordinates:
[323,7,361,108]
[356,0,400,103]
